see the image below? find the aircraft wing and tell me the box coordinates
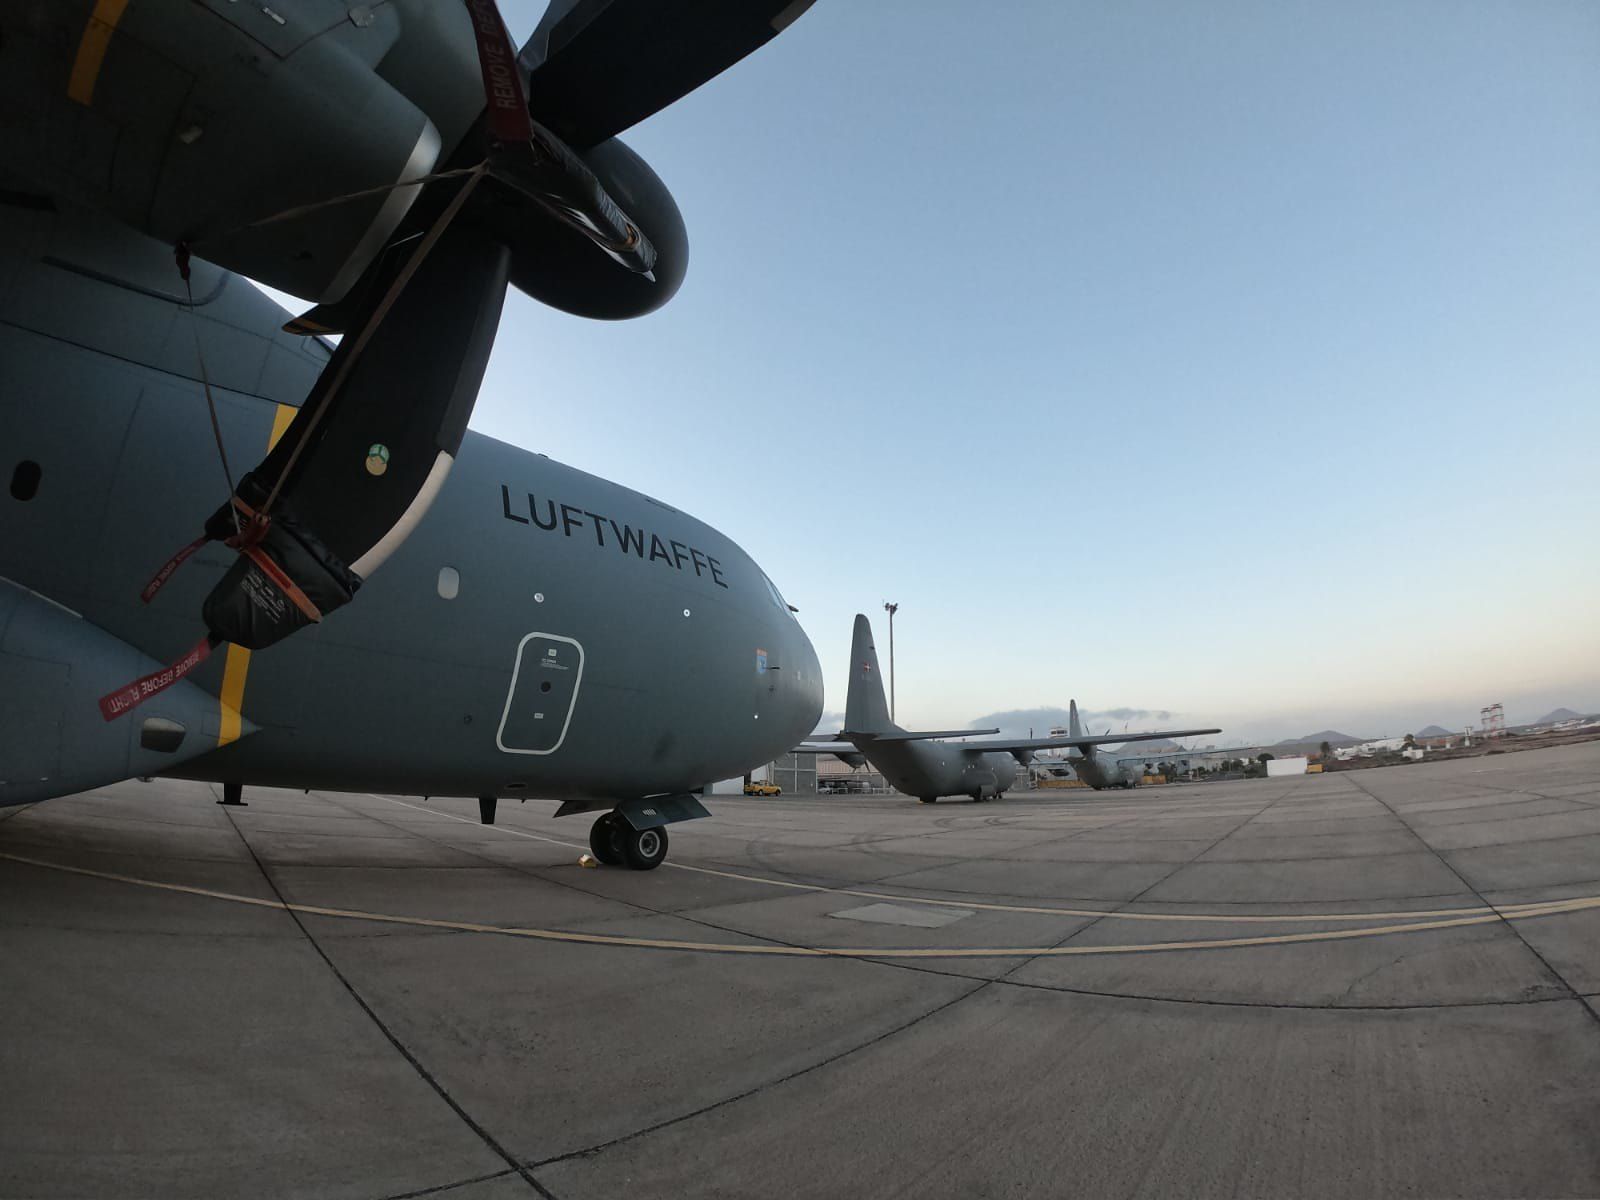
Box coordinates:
[795,729,1003,748]
[799,728,1222,755]
[792,742,856,755]
[850,728,1000,742]
[960,728,1223,754]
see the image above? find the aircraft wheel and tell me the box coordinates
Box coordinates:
[622,824,669,871]
[918,796,937,805]
[589,813,626,865]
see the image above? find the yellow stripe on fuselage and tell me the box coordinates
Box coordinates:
[216,403,297,747]
[217,645,251,745]
[67,0,132,106]
[268,402,297,451]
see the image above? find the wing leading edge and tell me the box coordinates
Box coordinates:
[974,727,1223,755]
[795,727,1222,756]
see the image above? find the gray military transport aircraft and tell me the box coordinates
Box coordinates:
[1033,699,1194,789]
[797,615,1220,802]
[0,0,824,869]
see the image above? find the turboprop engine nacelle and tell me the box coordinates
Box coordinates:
[488,137,689,320]
[0,3,686,317]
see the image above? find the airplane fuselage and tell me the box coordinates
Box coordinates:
[856,739,1019,803]
[0,200,822,808]
[1037,748,1137,790]
[1070,750,1136,790]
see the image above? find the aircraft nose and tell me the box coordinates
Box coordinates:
[774,619,823,747]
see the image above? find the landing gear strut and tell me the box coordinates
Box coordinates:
[217,782,246,807]
[562,794,707,871]
[588,812,668,870]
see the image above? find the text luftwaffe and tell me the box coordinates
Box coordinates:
[501,486,729,588]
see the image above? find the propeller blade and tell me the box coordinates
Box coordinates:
[519,0,818,148]
[254,227,511,573]
[465,0,656,275]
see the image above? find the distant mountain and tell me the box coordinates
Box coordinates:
[1416,725,1454,738]
[1275,730,1363,748]
[1532,708,1591,726]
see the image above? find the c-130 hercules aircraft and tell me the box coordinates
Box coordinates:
[0,0,824,868]
[797,615,1220,802]
[1033,699,1192,790]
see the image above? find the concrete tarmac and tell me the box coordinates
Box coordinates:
[3,743,1599,1198]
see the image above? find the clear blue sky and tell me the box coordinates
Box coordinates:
[352,2,1600,741]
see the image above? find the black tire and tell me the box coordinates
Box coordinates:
[589,813,625,865]
[622,823,669,871]
[918,796,937,805]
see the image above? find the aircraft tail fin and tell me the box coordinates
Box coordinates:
[1069,698,1083,739]
[843,613,896,736]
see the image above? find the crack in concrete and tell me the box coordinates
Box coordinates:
[212,790,558,1199]
[377,1167,518,1200]
[1340,774,1600,1035]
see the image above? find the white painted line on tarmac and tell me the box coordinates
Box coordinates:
[2,849,1597,959]
[364,794,1546,926]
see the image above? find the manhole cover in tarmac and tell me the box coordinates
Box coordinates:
[829,902,973,929]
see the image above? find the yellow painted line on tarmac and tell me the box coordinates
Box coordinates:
[370,795,1527,926]
[2,850,1597,959]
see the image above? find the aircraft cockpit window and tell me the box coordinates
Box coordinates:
[10,460,40,501]
[760,571,790,614]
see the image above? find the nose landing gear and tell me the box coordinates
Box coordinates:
[589,812,625,864]
[568,793,709,871]
[624,824,668,870]
[588,812,671,870]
